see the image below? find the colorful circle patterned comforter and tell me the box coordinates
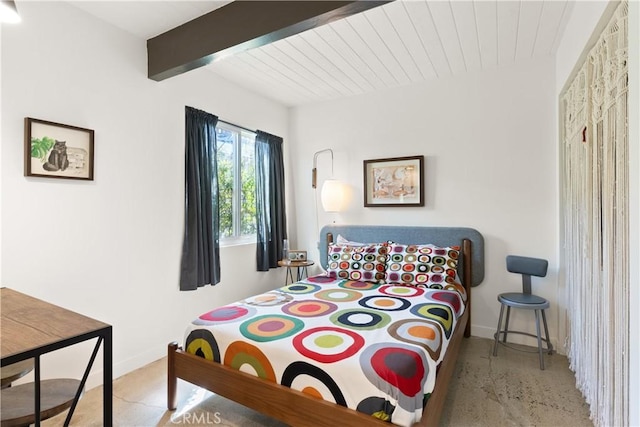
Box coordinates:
[183,275,465,427]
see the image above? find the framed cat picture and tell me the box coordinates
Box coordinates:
[24,117,95,180]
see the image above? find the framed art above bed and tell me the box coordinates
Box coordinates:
[363,156,424,207]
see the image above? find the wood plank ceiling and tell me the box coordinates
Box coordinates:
[69,0,572,107]
[146,1,392,81]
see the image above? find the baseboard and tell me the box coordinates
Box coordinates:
[85,345,167,391]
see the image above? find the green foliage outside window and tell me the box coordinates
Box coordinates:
[241,161,257,235]
[218,155,234,238]
[216,127,256,239]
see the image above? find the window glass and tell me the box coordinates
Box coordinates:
[240,134,256,236]
[216,123,256,243]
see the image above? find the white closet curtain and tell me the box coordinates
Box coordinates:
[561,2,628,426]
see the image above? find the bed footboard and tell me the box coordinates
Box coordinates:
[167,343,388,427]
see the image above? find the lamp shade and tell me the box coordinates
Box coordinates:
[0,0,20,23]
[320,179,346,212]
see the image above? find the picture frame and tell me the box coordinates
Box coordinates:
[24,117,95,180]
[363,155,424,207]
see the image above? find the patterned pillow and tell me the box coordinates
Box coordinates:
[385,244,466,300]
[327,243,389,283]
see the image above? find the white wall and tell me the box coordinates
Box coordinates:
[555,1,611,88]
[629,4,639,425]
[0,23,3,284]
[289,58,559,347]
[1,1,288,388]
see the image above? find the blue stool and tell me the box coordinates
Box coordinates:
[493,255,553,370]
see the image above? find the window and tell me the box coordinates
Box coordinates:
[216,122,256,244]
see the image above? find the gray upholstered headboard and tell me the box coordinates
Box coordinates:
[319,225,485,287]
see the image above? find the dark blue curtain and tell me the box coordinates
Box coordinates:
[255,131,287,271]
[179,106,221,290]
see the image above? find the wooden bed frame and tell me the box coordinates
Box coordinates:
[168,226,484,426]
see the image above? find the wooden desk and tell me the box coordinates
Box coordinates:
[0,287,112,426]
[277,260,314,284]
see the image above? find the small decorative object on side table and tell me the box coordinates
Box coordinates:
[278,259,314,285]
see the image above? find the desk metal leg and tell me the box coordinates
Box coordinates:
[104,327,113,426]
[34,356,41,426]
[65,337,103,426]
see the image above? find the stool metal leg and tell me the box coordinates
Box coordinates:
[541,309,553,354]
[534,309,545,370]
[493,303,506,356]
[503,306,511,343]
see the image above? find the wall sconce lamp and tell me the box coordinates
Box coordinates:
[0,0,21,23]
[312,149,333,189]
[312,149,346,213]
[320,179,344,213]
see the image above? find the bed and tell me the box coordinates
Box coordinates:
[168,225,484,426]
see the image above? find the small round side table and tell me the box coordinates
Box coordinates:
[278,260,314,285]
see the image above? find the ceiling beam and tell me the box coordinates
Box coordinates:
[147,0,391,81]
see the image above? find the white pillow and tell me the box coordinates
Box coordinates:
[335,234,369,247]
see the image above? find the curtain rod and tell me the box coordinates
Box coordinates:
[219,119,255,134]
